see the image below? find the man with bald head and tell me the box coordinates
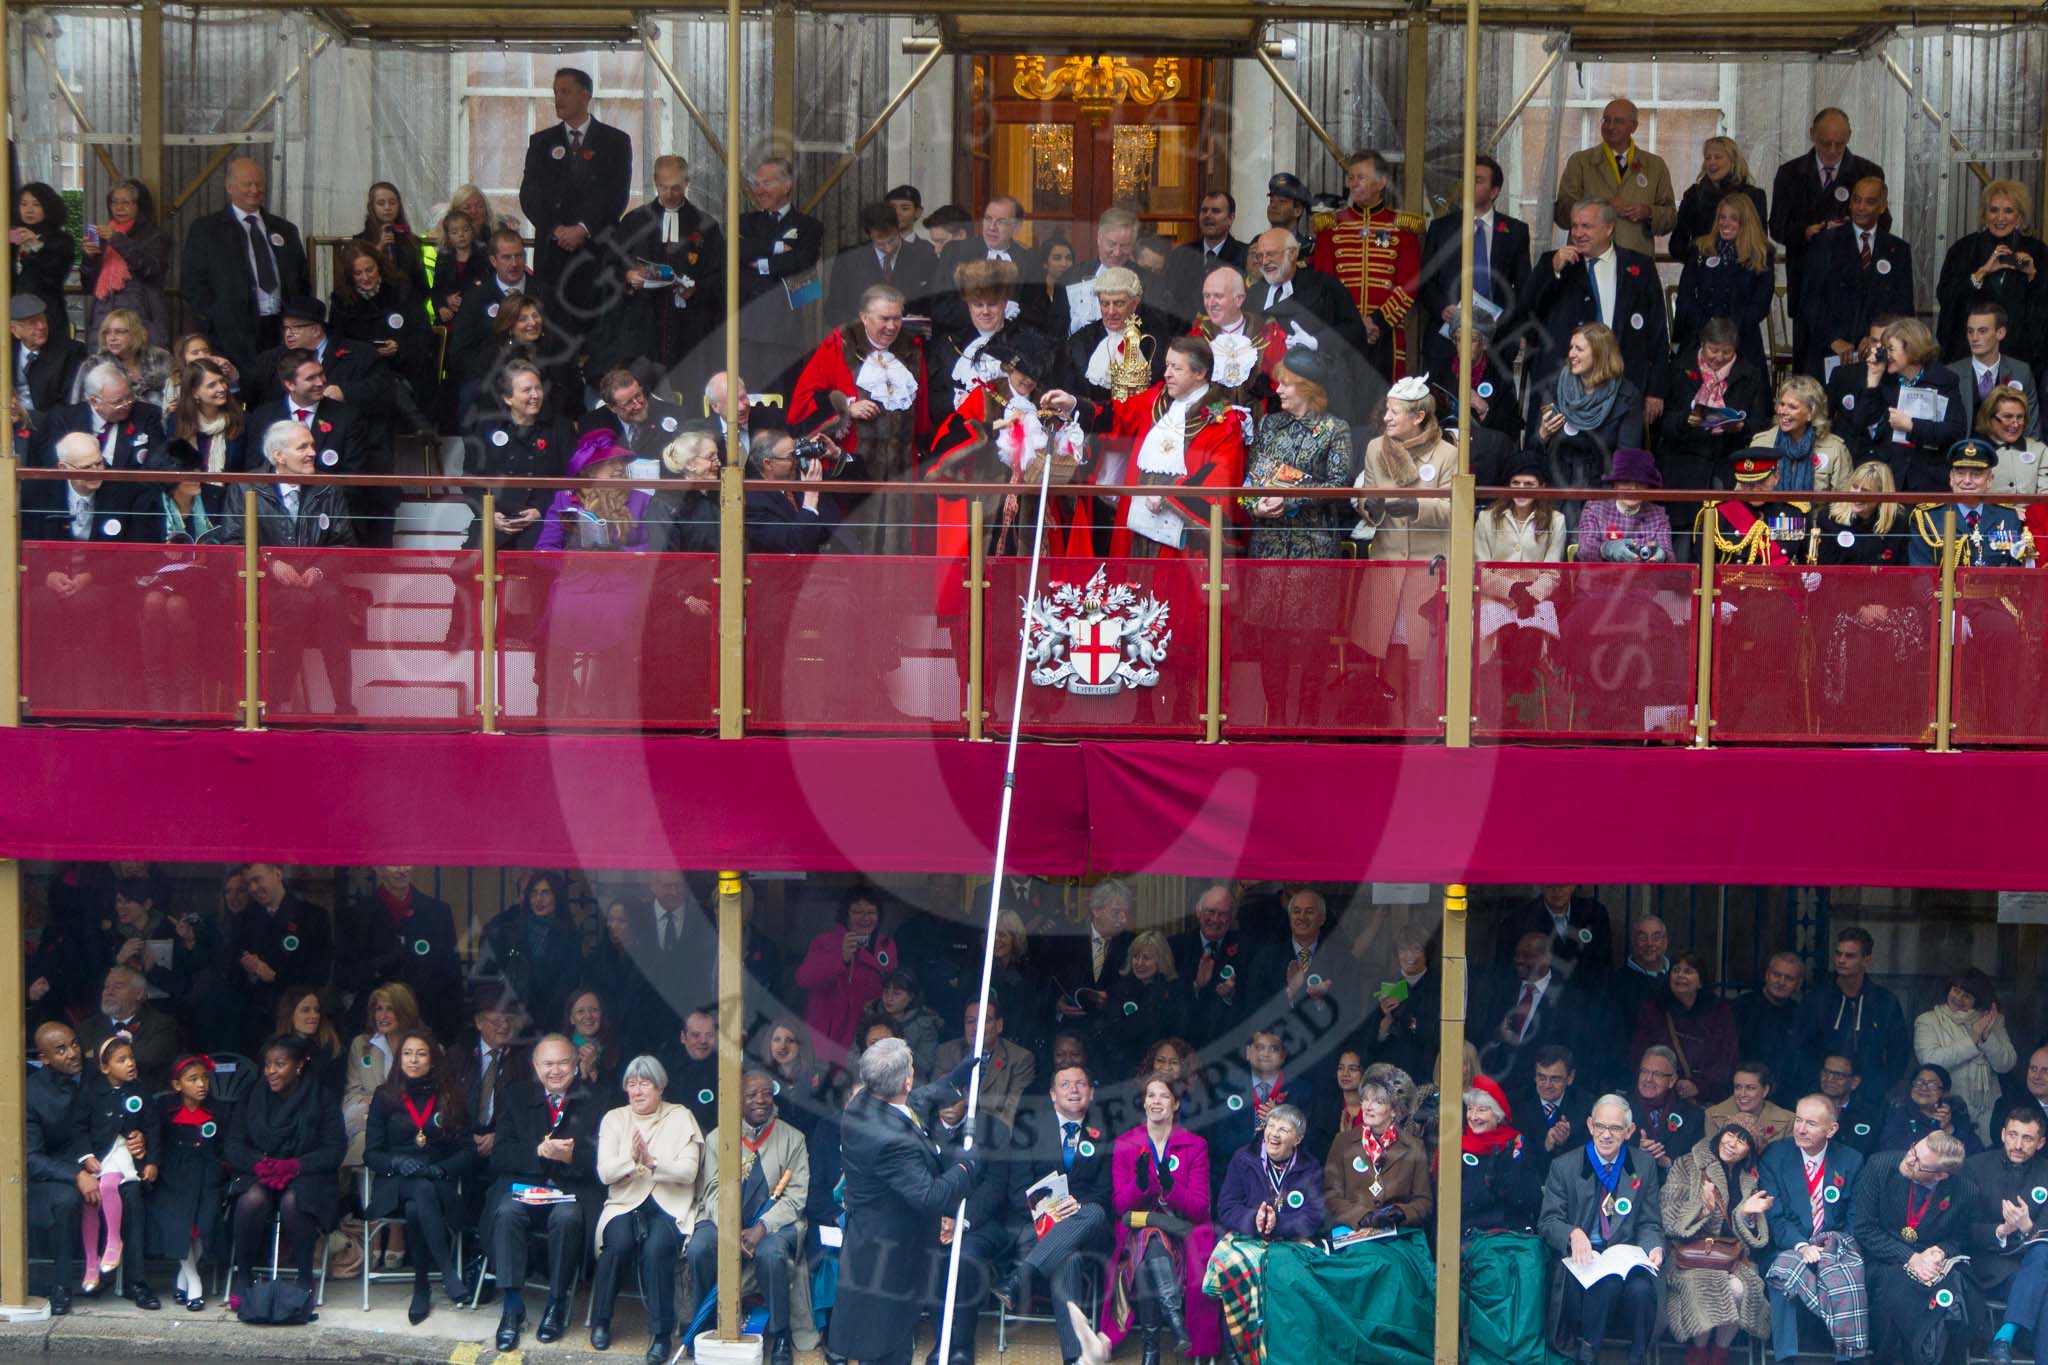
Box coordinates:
[28,1021,91,1313]
[1191,262,1288,408]
[1553,99,1676,256]
[180,156,308,377]
[1770,108,1888,368]
[1245,226,1382,421]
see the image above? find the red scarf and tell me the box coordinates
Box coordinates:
[94,220,134,301]
[170,1104,214,1127]
[377,884,414,932]
[1361,1123,1400,1168]
[1463,1118,1522,1157]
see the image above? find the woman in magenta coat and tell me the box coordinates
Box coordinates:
[792,884,897,1060]
[1101,1075,1222,1362]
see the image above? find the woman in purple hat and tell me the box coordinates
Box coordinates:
[533,429,663,718]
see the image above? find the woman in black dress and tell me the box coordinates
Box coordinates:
[225,1035,346,1295]
[363,1029,476,1322]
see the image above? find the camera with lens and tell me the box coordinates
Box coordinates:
[791,436,843,473]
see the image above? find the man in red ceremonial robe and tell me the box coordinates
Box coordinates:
[1310,148,1421,381]
[1045,334,1247,560]
[789,282,932,553]
[1190,262,1288,415]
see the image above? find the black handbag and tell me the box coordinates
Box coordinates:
[236,1278,317,1325]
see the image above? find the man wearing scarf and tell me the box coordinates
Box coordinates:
[1759,1094,1868,1365]
[1851,1132,1983,1365]
[337,866,462,1040]
[789,283,931,555]
[687,1072,810,1365]
[1049,335,1246,562]
[1963,1107,2048,1365]
[1539,1094,1667,1365]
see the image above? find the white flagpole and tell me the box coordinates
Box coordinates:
[934,412,1065,1365]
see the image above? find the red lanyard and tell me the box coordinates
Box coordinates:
[740,1119,776,1155]
[1904,1182,1934,1234]
[403,1095,436,1134]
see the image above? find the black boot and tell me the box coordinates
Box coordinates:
[1141,1253,1191,1354]
[1140,1328,1163,1365]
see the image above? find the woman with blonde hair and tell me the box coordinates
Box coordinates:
[343,982,423,1167]
[1675,194,1774,370]
[1936,177,2046,364]
[1814,460,1925,734]
[1351,374,1459,712]
[1673,135,1767,260]
[1475,455,1566,685]
[1532,322,1643,521]
[1745,373,1850,492]
[1104,930,1187,1076]
[70,306,172,409]
[1978,383,2047,495]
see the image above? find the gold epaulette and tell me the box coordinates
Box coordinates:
[1910,503,1946,546]
[1395,211,1423,234]
[1788,501,1811,514]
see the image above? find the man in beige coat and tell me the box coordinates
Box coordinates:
[687,1071,812,1365]
[934,995,1036,1130]
[1553,99,1677,257]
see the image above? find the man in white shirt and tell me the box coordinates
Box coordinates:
[1757,1095,1866,1363]
[179,157,308,378]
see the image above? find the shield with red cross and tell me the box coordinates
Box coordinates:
[1064,615,1124,688]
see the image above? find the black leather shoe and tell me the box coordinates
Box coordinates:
[643,1333,671,1364]
[45,1285,71,1317]
[494,1309,525,1352]
[991,1267,1027,1314]
[535,1296,566,1343]
[589,1322,612,1351]
[408,1283,433,1325]
[126,1283,162,1311]
[771,1332,794,1365]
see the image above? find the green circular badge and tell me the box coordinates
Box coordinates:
[125,1095,143,1114]
[200,1121,218,1139]
[1824,1185,1840,1204]
[875,950,890,967]
[1167,1155,1180,1172]
[1577,928,1593,944]
[1935,1289,1954,1309]
[1219,965,1234,980]
[697,1088,714,1105]
[1078,1141,1096,1158]
[1123,1002,1138,1016]
[1854,1123,1871,1136]
[1306,974,1324,988]
[282,935,300,952]
[362,1053,373,1066]
[1668,1114,1683,1131]
[413,939,430,956]
[1286,1190,1305,1209]
[1353,1156,1367,1173]
[2034,1186,2047,1204]
[1614,1197,1633,1216]
[1227,1094,1244,1112]
[1462,1152,1479,1167]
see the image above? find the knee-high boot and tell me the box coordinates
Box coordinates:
[1140,1252,1190,1354]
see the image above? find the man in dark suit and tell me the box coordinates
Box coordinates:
[736,156,825,400]
[1492,884,1615,985]
[932,196,1045,340]
[28,1021,91,1314]
[1418,154,1533,379]
[179,156,308,379]
[992,1063,1114,1365]
[249,300,403,539]
[1163,191,1250,328]
[1733,952,1806,1106]
[447,228,534,393]
[580,367,693,470]
[1990,1046,2048,1142]
[1799,177,1914,378]
[1509,198,1670,415]
[1049,208,1157,339]
[829,1037,980,1365]
[825,199,938,329]
[1245,227,1380,423]
[1509,1043,1596,1188]
[1037,880,1134,1047]
[34,363,168,470]
[1470,930,1579,1094]
[452,985,529,1158]
[1168,882,1250,1048]
[10,294,85,418]
[1537,1095,1666,1362]
[484,1035,602,1351]
[21,430,154,710]
[657,1007,721,1132]
[1953,302,2041,433]
[227,862,333,1037]
[245,349,369,478]
[598,153,724,394]
[927,1089,1013,1365]
[74,965,178,1093]
[1756,1094,1866,1363]
[334,866,463,1039]
[518,66,632,344]
[1770,109,1886,371]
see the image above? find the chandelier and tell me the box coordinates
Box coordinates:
[1029,122,1074,198]
[1013,55,1183,119]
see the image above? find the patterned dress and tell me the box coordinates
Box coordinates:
[1243,410,1356,560]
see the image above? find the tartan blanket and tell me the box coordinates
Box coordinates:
[1203,1234,1272,1365]
[1764,1233,1868,1357]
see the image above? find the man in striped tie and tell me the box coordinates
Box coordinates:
[1758,1094,1869,1364]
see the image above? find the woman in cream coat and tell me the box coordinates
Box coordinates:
[1351,375,1458,714]
[589,1055,705,1360]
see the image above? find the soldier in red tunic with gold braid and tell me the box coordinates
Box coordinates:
[1310,148,1422,381]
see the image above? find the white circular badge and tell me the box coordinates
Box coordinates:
[1835,186,1850,202]
[1842,395,1856,411]
[2033,1186,2047,1204]
[1636,173,1649,188]
[1838,530,1856,548]
[1577,928,1593,944]
[413,939,431,956]
[1876,260,1892,275]
[1286,1190,1305,1209]
[125,1095,143,1113]
[320,449,338,467]
[1306,974,1324,988]
[1418,464,1437,482]
[1477,382,1494,399]
[1353,1156,1367,1173]
[1706,255,1721,269]
[317,513,330,531]
[200,1121,218,1139]
[1463,1152,1479,1167]
[101,518,121,536]
[387,312,405,330]
[270,232,285,248]
[1854,1123,1871,1136]
[487,303,500,319]
[661,416,678,432]
[283,935,300,952]
[1123,1002,1139,1016]
[551,145,566,160]
[491,430,509,447]
[697,1088,714,1105]
[1936,1289,1955,1309]
[1614,1196,1633,1216]
[1630,312,1645,331]
[1167,1155,1180,1172]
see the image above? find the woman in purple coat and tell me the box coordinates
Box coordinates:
[1101,1076,1221,1363]
[1204,1102,1324,1364]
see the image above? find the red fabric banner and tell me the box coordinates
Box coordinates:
[0,729,2044,889]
